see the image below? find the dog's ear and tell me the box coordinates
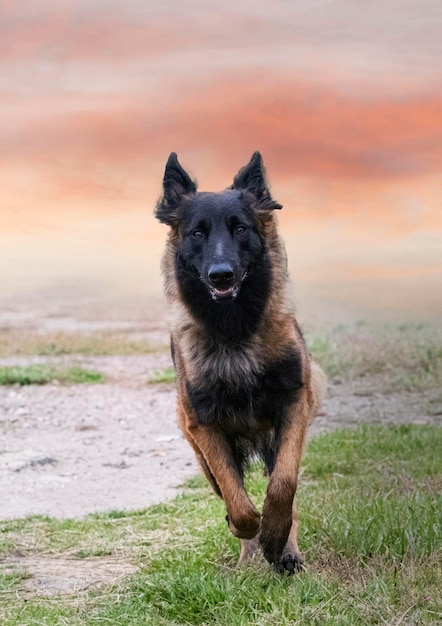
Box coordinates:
[231,151,282,212]
[155,153,197,225]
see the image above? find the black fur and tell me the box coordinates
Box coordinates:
[155,152,197,226]
[174,195,273,342]
[156,153,282,343]
[230,151,282,212]
[186,350,302,428]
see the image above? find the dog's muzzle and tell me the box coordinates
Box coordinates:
[207,262,239,301]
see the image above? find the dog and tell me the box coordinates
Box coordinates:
[155,151,326,573]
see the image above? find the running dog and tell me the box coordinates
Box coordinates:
[155,151,326,573]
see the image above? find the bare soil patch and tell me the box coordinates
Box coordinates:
[2,553,137,596]
[1,354,439,521]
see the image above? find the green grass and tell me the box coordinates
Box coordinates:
[307,321,442,391]
[1,425,441,625]
[148,367,177,384]
[0,364,104,385]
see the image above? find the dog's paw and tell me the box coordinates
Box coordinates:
[275,552,304,575]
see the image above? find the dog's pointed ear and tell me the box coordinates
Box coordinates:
[231,151,282,211]
[155,153,197,226]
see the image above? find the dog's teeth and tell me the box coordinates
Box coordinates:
[209,285,239,300]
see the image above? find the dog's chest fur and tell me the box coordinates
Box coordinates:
[173,312,303,433]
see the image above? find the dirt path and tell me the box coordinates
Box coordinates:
[1,348,439,521]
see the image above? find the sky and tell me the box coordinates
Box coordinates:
[1,0,441,321]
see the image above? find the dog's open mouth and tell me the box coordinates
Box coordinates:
[208,271,248,302]
[209,285,239,301]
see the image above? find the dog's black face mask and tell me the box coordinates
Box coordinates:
[155,151,282,304]
[176,191,264,302]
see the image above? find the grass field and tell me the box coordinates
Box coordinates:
[1,424,441,625]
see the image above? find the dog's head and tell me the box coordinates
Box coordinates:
[155,152,282,302]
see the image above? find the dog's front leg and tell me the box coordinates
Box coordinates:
[187,423,261,539]
[260,391,310,571]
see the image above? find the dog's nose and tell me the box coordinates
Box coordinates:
[208,263,234,284]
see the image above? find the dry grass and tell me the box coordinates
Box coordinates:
[0,329,167,358]
[307,322,442,391]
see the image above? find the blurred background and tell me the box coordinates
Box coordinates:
[1,0,441,323]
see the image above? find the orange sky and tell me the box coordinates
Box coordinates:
[1,0,441,320]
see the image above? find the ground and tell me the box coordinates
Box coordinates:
[0,296,438,521]
[0,296,440,602]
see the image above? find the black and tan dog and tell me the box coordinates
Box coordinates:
[155,151,326,574]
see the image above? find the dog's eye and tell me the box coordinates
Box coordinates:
[192,230,204,239]
[235,225,247,235]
